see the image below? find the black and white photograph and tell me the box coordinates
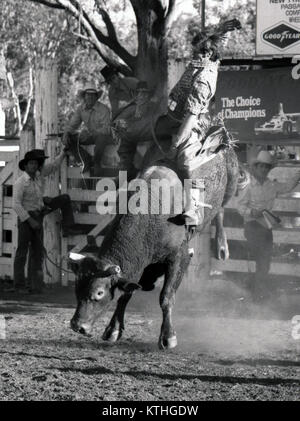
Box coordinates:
[0,0,299,404]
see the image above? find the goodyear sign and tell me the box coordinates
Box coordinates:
[257,0,300,55]
[215,66,300,141]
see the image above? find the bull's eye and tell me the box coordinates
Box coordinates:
[93,289,105,301]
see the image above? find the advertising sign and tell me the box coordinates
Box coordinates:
[256,0,300,55]
[215,66,300,142]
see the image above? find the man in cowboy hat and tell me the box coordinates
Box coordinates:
[13,148,83,294]
[237,150,300,300]
[101,65,139,118]
[154,19,241,227]
[63,83,112,173]
[112,80,158,179]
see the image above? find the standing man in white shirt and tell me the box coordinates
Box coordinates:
[237,151,300,300]
[13,149,83,294]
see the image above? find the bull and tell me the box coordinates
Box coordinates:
[69,146,239,349]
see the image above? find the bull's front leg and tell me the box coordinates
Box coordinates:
[215,207,229,260]
[158,252,190,350]
[102,293,132,342]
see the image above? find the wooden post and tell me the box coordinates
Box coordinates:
[60,159,69,287]
[19,130,35,162]
[35,58,61,285]
[0,103,5,137]
[11,153,19,281]
[0,183,3,256]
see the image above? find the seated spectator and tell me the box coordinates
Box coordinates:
[237,150,300,301]
[63,83,112,173]
[101,65,139,118]
[113,81,159,179]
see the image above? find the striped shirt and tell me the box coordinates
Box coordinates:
[168,58,219,121]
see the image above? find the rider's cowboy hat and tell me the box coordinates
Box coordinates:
[19,149,49,171]
[100,65,118,82]
[78,83,102,99]
[250,150,276,168]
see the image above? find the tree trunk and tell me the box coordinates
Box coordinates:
[135,5,168,108]
[35,58,61,285]
[19,130,35,162]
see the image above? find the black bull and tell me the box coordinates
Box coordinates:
[69,146,239,349]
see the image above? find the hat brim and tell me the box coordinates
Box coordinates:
[78,89,102,98]
[19,157,47,171]
[250,159,275,168]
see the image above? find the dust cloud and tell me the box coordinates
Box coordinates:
[173,276,300,359]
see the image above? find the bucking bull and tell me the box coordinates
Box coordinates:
[69,131,240,349]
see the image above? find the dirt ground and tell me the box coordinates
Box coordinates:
[0,276,300,401]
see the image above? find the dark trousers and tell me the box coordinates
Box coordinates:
[14,194,74,288]
[68,134,93,170]
[14,218,44,289]
[244,221,273,292]
[43,194,75,229]
[68,133,113,173]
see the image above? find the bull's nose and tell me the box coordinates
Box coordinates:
[70,319,91,335]
[79,326,87,334]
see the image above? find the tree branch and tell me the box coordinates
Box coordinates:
[21,65,34,130]
[57,1,134,74]
[27,0,137,73]
[97,7,118,41]
[27,0,65,10]
[65,0,136,70]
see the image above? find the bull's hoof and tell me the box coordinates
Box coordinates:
[102,327,121,342]
[158,335,177,350]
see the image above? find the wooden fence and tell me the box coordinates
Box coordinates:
[1,147,300,286]
[0,150,19,279]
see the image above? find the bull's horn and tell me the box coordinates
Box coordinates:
[69,252,85,261]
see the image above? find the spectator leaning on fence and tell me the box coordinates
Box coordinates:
[237,150,300,300]
[12,149,84,294]
[62,83,112,173]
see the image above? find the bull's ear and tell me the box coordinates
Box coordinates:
[116,279,141,293]
[68,253,85,274]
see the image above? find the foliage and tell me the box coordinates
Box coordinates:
[0,0,256,132]
[169,0,256,59]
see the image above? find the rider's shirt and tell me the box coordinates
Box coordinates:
[168,58,219,122]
